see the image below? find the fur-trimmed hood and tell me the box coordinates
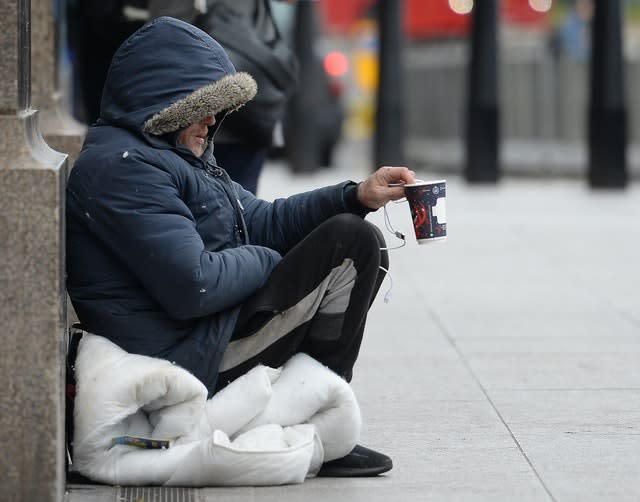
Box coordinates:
[99,17,257,136]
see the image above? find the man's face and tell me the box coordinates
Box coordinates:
[177,115,216,157]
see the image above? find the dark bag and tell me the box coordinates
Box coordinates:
[197,1,299,147]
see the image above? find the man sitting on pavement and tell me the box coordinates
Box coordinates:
[66,16,415,478]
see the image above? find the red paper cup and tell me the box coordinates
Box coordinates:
[404,179,447,244]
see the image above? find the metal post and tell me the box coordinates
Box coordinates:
[465,0,499,183]
[287,0,322,173]
[588,0,627,188]
[374,0,405,169]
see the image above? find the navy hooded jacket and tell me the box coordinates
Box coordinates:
[66,17,366,394]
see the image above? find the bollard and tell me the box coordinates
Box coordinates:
[374,0,405,169]
[0,0,68,500]
[287,0,322,173]
[588,0,627,189]
[465,0,500,183]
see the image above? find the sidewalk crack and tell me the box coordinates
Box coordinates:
[429,308,558,502]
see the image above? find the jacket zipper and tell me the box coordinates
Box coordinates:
[206,165,248,244]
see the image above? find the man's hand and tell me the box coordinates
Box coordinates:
[357,166,416,210]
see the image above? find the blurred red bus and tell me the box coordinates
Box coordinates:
[318,0,550,40]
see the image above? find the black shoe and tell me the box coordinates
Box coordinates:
[317,444,393,477]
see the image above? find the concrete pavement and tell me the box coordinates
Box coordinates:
[66,140,640,501]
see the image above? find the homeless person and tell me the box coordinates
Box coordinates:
[66,16,416,478]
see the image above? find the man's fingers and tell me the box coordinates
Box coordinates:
[358,166,416,209]
[388,187,407,201]
[379,166,415,185]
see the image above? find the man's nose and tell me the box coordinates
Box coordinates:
[202,115,215,126]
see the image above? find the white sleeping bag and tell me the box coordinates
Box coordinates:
[71,334,361,486]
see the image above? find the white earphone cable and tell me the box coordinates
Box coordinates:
[378,203,407,302]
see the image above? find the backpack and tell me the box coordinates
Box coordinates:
[196,1,299,147]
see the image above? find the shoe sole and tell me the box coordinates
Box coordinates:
[316,463,393,478]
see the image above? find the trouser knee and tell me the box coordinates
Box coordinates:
[324,214,388,268]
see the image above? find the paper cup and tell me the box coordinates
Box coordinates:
[404,179,447,244]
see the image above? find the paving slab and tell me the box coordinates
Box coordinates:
[491,389,640,502]
[457,336,640,390]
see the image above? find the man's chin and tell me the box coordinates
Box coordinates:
[191,144,205,157]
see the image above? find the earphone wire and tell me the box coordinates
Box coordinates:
[379,265,393,303]
[380,203,406,251]
[378,203,407,302]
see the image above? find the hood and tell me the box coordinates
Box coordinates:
[99,17,257,136]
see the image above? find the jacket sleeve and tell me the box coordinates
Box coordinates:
[70,158,281,320]
[237,180,370,254]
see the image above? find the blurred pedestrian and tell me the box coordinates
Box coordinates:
[550,0,594,62]
[66,0,298,195]
[66,0,146,124]
[195,0,299,194]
